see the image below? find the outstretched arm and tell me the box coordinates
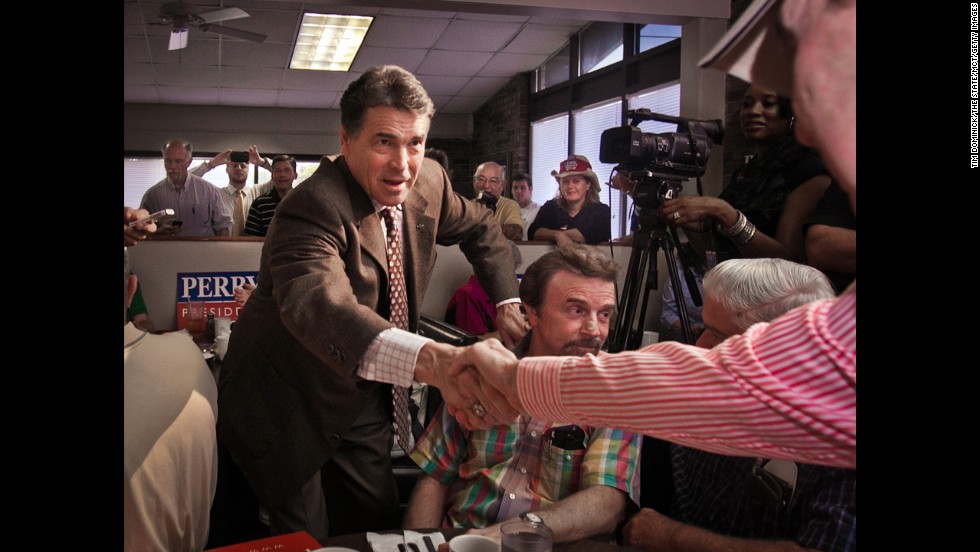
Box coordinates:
[623,508,816,552]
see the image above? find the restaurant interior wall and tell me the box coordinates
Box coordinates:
[123,102,473,156]
[471,73,531,190]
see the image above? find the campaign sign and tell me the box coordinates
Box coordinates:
[175,271,258,329]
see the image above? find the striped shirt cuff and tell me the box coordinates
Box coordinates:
[358,328,433,387]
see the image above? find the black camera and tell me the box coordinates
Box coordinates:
[475,191,498,213]
[599,109,724,208]
[230,151,249,163]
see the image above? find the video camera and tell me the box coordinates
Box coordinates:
[599,109,724,208]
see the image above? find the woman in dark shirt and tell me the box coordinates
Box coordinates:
[528,155,611,245]
[660,85,830,263]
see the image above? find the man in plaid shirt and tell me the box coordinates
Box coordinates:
[405,245,641,543]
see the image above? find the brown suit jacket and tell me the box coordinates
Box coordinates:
[217,156,518,507]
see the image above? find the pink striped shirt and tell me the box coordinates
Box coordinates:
[517,287,856,469]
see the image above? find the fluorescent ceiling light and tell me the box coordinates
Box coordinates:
[290,13,374,71]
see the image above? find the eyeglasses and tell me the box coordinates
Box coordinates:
[475,176,501,185]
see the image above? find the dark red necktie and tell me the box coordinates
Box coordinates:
[380,207,412,452]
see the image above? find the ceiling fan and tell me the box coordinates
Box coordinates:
[155,1,267,50]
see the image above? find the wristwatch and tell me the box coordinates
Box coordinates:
[519,512,545,525]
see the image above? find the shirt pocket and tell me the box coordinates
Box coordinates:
[537,441,586,501]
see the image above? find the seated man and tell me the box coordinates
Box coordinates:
[406,244,641,543]
[472,161,524,241]
[124,252,218,551]
[624,258,856,552]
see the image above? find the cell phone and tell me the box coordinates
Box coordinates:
[129,208,175,228]
[230,151,249,163]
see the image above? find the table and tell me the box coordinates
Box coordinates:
[317,528,644,552]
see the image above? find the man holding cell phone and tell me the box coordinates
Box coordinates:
[140,139,233,237]
[190,146,274,236]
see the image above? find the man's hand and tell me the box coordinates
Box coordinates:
[447,339,522,429]
[124,207,157,246]
[234,283,255,306]
[211,149,232,167]
[622,507,677,550]
[415,341,519,428]
[494,302,528,349]
[248,145,264,166]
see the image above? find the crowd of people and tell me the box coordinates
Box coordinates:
[124,0,857,549]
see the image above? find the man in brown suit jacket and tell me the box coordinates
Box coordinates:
[217,65,527,540]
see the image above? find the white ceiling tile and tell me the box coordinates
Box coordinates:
[349,47,428,73]
[123,85,161,104]
[156,65,220,87]
[458,76,513,97]
[379,8,456,18]
[157,86,220,105]
[362,16,450,49]
[125,63,156,85]
[416,75,470,96]
[433,21,522,53]
[428,95,455,111]
[280,70,356,91]
[502,26,573,55]
[416,51,493,77]
[148,38,221,66]
[125,36,152,64]
[219,88,281,106]
[478,53,549,78]
[220,42,293,68]
[443,96,490,114]
[220,67,283,89]
[277,90,340,109]
[213,7,299,43]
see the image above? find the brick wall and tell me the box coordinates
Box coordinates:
[471,73,531,198]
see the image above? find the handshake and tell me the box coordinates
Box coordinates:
[417,337,525,430]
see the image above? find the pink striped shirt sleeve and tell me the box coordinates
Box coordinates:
[517,289,856,469]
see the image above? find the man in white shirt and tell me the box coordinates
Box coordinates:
[191,146,273,236]
[510,173,539,240]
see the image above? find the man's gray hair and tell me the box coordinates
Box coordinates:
[703,258,835,331]
[339,65,435,135]
[162,139,192,156]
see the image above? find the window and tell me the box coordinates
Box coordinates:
[572,99,624,239]
[637,24,682,53]
[580,22,623,75]
[530,114,569,209]
[123,157,319,210]
[528,82,681,240]
[535,43,570,92]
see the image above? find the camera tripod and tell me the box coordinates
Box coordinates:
[608,206,699,352]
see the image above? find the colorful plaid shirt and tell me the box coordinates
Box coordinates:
[410,402,641,528]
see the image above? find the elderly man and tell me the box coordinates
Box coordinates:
[473,161,524,241]
[448,0,857,470]
[624,258,856,552]
[140,139,233,236]
[405,245,640,544]
[510,173,539,240]
[217,65,528,540]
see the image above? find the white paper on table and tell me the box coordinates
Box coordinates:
[366,531,445,552]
